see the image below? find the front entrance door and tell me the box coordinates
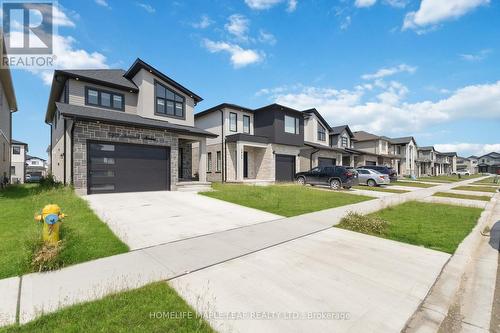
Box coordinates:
[243,151,248,178]
[178,147,183,179]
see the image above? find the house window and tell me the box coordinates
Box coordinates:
[155,81,184,118]
[243,115,250,134]
[317,122,326,141]
[10,166,15,174]
[341,136,348,147]
[397,146,401,155]
[285,115,299,134]
[229,112,237,132]
[207,152,212,172]
[216,151,221,172]
[85,87,125,111]
[2,142,5,161]
[12,146,20,155]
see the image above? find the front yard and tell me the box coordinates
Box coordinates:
[418,174,483,183]
[433,192,492,202]
[336,201,482,254]
[352,186,409,193]
[388,181,437,188]
[0,185,128,279]
[201,183,373,217]
[453,185,499,193]
[0,282,214,333]
[473,176,500,185]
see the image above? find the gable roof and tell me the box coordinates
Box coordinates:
[11,139,27,146]
[56,102,217,138]
[55,69,138,91]
[418,146,435,151]
[389,136,415,145]
[330,125,354,138]
[124,58,202,103]
[253,103,304,116]
[195,103,253,118]
[478,152,500,159]
[302,108,331,131]
[352,131,381,142]
[26,155,46,161]
[441,152,458,157]
[0,34,18,112]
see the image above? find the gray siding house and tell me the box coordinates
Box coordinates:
[477,152,500,173]
[46,58,217,194]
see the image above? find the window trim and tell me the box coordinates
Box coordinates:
[341,136,348,147]
[317,121,326,142]
[12,146,20,155]
[284,115,299,135]
[85,86,125,111]
[207,152,212,172]
[216,151,221,172]
[243,115,250,134]
[154,79,186,120]
[229,112,238,132]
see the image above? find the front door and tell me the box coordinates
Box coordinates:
[178,147,183,179]
[243,151,248,178]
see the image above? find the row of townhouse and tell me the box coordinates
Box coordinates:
[45,58,487,195]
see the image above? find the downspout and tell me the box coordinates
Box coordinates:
[310,148,321,169]
[220,109,226,182]
[49,122,53,175]
[63,118,66,186]
[70,119,75,185]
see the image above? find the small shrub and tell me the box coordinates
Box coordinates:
[39,174,62,189]
[25,236,65,272]
[337,212,390,235]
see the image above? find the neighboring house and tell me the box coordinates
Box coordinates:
[0,46,19,187]
[435,151,457,175]
[26,155,48,177]
[417,146,437,176]
[457,156,477,174]
[194,103,304,183]
[45,58,217,194]
[10,140,27,183]
[389,137,418,177]
[467,155,479,174]
[477,152,500,174]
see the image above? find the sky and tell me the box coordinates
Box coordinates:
[8,0,500,159]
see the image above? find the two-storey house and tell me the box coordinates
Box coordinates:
[194,103,304,183]
[466,155,479,174]
[351,131,400,170]
[477,152,500,174]
[46,58,217,194]
[417,146,437,176]
[0,52,19,187]
[26,155,48,178]
[388,137,418,177]
[10,140,27,183]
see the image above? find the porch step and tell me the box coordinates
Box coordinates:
[176,182,212,192]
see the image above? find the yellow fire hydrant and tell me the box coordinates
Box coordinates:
[34,204,66,246]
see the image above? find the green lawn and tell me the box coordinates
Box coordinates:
[433,192,492,202]
[418,174,483,183]
[0,185,128,279]
[352,185,409,194]
[472,176,500,185]
[337,201,482,254]
[453,185,499,193]
[201,183,373,217]
[0,282,214,333]
[388,181,437,188]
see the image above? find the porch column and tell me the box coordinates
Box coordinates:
[337,153,343,166]
[198,138,207,182]
[236,142,244,181]
[350,155,355,167]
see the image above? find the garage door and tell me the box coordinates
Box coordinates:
[275,154,295,182]
[318,157,336,167]
[88,142,170,194]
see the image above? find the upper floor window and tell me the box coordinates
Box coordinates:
[317,122,326,141]
[85,87,124,111]
[341,136,348,147]
[12,146,20,155]
[155,81,184,118]
[397,146,401,155]
[229,112,237,132]
[207,152,212,172]
[285,115,299,134]
[243,115,250,134]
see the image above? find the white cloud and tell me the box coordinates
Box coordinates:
[460,49,492,62]
[362,64,417,80]
[383,0,408,8]
[258,30,277,45]
[34,35,108,85]
[257,80,500,135]
[434,143,500,157]
[203,39,263,68]
[403,0,490,31]
[340,16,352,30]
[137,2,155,13]
[192,15,213,29]
[355,0,377,8]
[245,0,298,11]
[95,0,110,8]
[225,14,250,40]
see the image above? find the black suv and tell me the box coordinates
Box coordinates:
[295,166,359,190]
[360,165,397,182]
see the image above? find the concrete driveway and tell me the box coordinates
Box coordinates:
[170,227,450,333]
[83,191,282,250]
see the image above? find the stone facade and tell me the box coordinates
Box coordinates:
[72,120,179,193]
[178,141,193,180]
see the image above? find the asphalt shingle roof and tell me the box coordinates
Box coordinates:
[56,69,138,91]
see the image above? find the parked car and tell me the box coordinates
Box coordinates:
[452,169,470,176]
[26,174,42,183]
[360,165,397,182]
[295,166,359,190]
[356,168,391,187]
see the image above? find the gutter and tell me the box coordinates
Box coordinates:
[310,148,321,169]
[63,118,66,186]
[70,120,75,185]
[221,109,226,182]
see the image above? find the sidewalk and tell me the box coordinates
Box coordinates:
[0,176,492,327]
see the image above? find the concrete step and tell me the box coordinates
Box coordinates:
[176,182,212,192]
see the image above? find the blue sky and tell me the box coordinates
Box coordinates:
[9,0,500,158]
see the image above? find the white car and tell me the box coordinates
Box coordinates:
[453,169,470,176]
[356,168,391,187]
